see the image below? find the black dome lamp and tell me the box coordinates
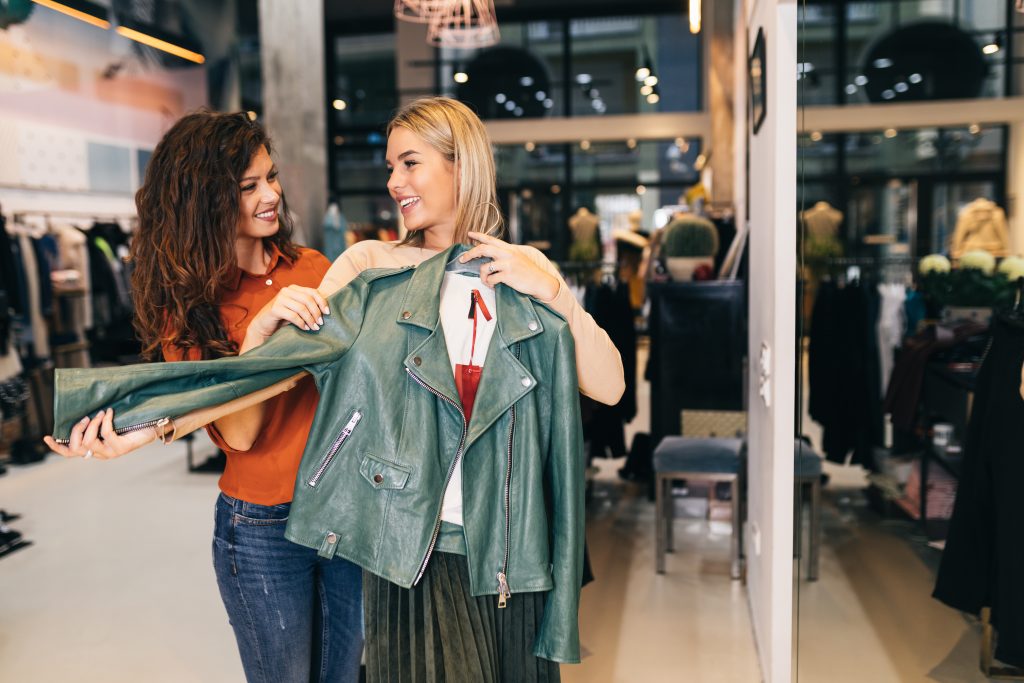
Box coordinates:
[455,46,552,119]
[859,21,987,103]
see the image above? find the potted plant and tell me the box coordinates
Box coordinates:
[661,215,719,281]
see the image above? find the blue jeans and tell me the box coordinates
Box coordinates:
[213,493,363,683]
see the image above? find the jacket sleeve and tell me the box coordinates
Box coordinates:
[51,274,376,442]
[520,245,625,406]
[532,324,586,664]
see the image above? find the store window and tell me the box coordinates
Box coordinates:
[439,13,701,118]
[800,0,1020,106]
[799,125,1006,259]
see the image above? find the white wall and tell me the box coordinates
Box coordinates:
[737,0,797,681]
[0,7,206,216]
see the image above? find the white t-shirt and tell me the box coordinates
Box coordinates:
[438,271,497,526]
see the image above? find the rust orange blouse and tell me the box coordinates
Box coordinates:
[162,245,331,505]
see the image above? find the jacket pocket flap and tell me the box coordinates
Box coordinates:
[359,454,411,490]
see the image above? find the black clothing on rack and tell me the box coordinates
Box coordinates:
[0,215,23,315]
[582,280,637,459]
[808,279,883,468]
[933,317,1024,667]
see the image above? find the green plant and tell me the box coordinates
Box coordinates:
[662,215,719,258]
[918,268,1016,309]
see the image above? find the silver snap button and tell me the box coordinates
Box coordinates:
[521,377,531,387]
[528,322,538,331]
[265,279,273,286]
[326,532,337,544]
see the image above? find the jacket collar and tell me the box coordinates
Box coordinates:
[396,243,546,347]
[398,243,546,448]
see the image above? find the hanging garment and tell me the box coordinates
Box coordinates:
[808,280,882,468]
[0,214,24,315]
[51,244,586,664]
[950,198,1010,259]
[16,233,48,360]
[322,203,349,262]
[933,318,1024,667]
[877,283,907,394]
[582,281,636,459]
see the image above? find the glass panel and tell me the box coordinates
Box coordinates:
[332,33,397,128]
[440,14,700,119]
[331,131,389,193]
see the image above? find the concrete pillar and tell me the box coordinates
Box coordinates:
[396,20,434,105]
[707,0,735,206]
[258,0,326,250]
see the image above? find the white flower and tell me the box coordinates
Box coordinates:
[919,254,951,275]
[959,250,996,275]
[998,256,1024,281]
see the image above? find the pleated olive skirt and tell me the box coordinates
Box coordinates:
[363,551,561,683]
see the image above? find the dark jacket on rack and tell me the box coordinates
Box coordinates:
[582,280,636,458]
[808,279,883,468]
[933,317,1024,667]
[51,245,586,664]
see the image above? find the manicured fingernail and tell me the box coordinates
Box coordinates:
[324,307,330,315]
[303,324,310,330]
[80,417,89,424]
[95,411,104,419]
[317,317,324,326]
[312,324,320,330]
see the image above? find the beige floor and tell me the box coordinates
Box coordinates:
[0,345,997,683]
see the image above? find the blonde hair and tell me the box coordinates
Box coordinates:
[387,97,504,247]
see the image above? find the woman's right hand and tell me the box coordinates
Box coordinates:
[42,409,156,460]
[243,285,331,345]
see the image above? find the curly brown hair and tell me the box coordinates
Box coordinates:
[131,110,299,361]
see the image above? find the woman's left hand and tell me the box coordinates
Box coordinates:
[463,232,559,301]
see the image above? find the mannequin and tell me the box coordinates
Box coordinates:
[950,198,1010,259]
[800,201,843,239]
[568,206,601,262]
[322,200,349,261]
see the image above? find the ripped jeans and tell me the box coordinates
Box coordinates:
[213,493,363,683]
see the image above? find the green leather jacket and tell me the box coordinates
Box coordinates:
[51,245,586,664]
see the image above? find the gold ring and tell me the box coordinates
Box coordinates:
[488,263,496,274]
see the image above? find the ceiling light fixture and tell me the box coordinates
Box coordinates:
[393,0,449,23]
[116,19,205,64]
[982,34,1002,54]
[427,0,500,49]
[689,0,701,34]
[453,71,469,83]
[30,0,109,30]
[332,99,348,110]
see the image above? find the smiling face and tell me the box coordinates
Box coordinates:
[236,145,281,240]
[386,125,457,246]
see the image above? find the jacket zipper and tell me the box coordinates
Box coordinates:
[52,416,172,446]
[407,367,469,586]
[496,343,521,608]
[308,410,363,487]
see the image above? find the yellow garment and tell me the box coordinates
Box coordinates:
[951,198,1010,259]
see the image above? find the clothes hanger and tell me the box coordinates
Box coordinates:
[445,253,493,278]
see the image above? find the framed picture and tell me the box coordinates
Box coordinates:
[749,28,766,135]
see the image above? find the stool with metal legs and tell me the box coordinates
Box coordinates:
[654,436,745,579]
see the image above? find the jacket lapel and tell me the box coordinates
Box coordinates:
[395,243,548,444]
[464,283,544,450]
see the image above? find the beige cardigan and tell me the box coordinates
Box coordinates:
[319,240,625,406]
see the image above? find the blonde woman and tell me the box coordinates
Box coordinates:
[53,97,624,681]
